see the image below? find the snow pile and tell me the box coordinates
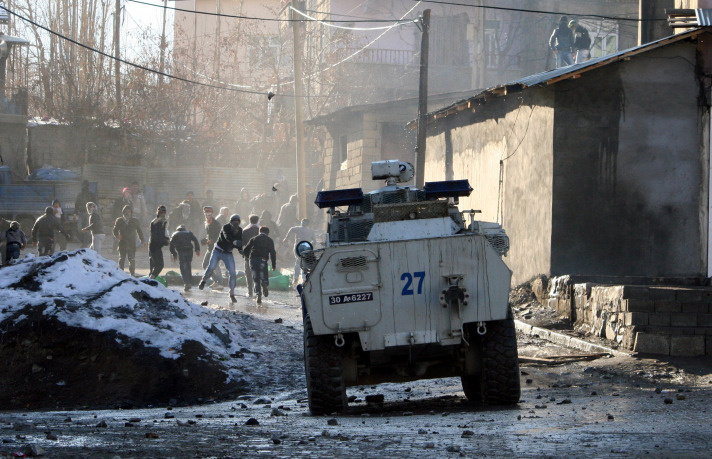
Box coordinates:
[0,249,246,362]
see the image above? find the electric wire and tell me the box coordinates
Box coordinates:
[412,0,667,22]
[127,0,409,23]
[0,4,319,98]
[289,6,417,30]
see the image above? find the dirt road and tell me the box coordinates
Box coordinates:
[1,282,712,458]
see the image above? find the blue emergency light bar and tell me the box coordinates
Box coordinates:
[314,188,364,208]
[423,180,473,199]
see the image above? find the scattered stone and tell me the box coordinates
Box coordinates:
[23,444,46,457]
[654,388,662,394]
[200,301,208,306]
[327,419,338,426]
[145,432,159,439]
[164,413,174,419]
[517,415,522,420]
[274,318,283,324]
[271,408,286,417]
[63,417,72,423]
[607,414,614,420]
[253,398,271,405]
[128,417,141,423]
[664,398,673,405]
[418,429,428,435]
[245,418,260,426]
[348,395,357,402]
[425,442,435,449]
[526,379,533,384]
[365,394,384,405]
[591,391,597,396]
[676,394,686,401]
[45,432,57,441]
[272,438,281,445]
[124,422,134,427]
[447,445,461,453]
[557,399,572,405]
[534,405,547,409]
[95,421,107,428]
[461,430,474,438]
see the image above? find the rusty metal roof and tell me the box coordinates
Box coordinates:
[421,28,706,125]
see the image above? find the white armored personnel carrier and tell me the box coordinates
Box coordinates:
[296,160,520,414]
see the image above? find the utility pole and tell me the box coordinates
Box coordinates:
[292,1,307,220]
[158,0,167,85]
[215,0,221,79]
[114,0,121,115]
[415,9,430,188]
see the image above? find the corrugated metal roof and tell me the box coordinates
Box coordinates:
[425,28,705,123]
[697,9,712,27]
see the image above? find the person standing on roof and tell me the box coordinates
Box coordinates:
[549,15,575,68]
[243,226,277,305]
[112,205,145,276]
[169,224,200,292]
[199,214,243,303]
[81,202,105,254]
[569,19,592,63]
[31,207,71,256]
[148,205,170,279]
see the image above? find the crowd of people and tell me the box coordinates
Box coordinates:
[0,178,321,305]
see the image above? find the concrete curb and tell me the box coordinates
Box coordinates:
[514,320,631,358]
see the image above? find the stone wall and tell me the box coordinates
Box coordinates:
[538,276,712,356]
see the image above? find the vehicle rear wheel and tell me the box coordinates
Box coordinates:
[461,309,521,405]
[303,314,347,415]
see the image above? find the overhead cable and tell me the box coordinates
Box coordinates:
[127,0,408,23]
[289,6,417,30]
[0,5,313,98]
[412,0,667,22]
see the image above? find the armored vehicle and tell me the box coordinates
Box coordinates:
[296,160,520,414]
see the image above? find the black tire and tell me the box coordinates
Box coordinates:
[303,314,347,415]
[461,309,521,405]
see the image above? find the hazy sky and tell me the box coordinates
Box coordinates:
[123,0,173,57]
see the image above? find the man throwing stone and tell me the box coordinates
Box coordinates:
[199,214,243,303]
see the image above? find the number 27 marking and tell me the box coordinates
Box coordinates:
[401,271,426,295]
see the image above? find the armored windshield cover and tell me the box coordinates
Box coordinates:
[315,188,364,208]
[423,180,473,199]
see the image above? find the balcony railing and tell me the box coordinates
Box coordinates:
[338,47,417,66]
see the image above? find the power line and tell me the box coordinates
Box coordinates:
[127,0,409,23]
[0,4,316,98]
[412,0,668,22]
[289,6,417,30]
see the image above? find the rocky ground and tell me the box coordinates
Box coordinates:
[1,249,711,457]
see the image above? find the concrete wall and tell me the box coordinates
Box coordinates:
[0,115,27,180]
[551,40,707,278]
[425,92,555,285]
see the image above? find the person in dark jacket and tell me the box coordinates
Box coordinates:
[199,214,243,303]
[32,207,71,256]
[74,180,96,248]
[242,226,276,305]
[241,214,260,297]
[51,199,70,251]
[569,19,591,63]
[81,202,105,254]
[169,224,200,291]
[148,205,170,279]
[0,221,27,265]
[549,15,574,68]
[112,205,145,276]
[201,206,224,289]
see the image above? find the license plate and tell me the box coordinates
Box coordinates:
[329,292,373,305]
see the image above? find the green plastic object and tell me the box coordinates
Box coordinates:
[155,276,168,287]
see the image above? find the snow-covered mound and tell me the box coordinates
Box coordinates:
[0,250,257,409]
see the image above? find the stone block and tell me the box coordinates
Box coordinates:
[654,301,681,313]
[681,302,708,313]
[670,335,705,357]
[624,299,655,313]
[676,289,703,302]
[622,286,649,300]
[633,333,670,355]
[624,312,648,326]
[649,288,676,301]
[648,313,671,326]
[698,314,712,327]
[670,312,698,327]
